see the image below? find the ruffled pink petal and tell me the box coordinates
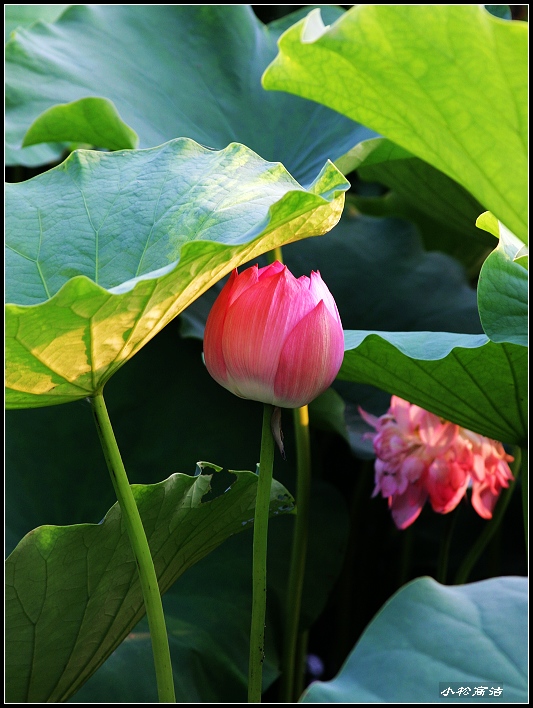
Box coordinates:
[471,482,498,519]
[401,455,425,483]
[389,396,413,433]
[273,300,344,408]
[390,485,428,530]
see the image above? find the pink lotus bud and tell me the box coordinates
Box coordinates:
[203,261,344,408]
[360,396,514,529]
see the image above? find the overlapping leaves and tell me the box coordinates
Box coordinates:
[6,326,350,703]
[263,4,528,243]
[6,138,348,408]
[336,138,495,273]
[5,465,294,703]
[5,4,375,181]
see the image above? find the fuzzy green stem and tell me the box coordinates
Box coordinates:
[248,403,276,703]
[90,391,175,703]
[454,447,522,585]
[280,406,312,703]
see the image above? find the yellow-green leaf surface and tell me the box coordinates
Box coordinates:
[6,466,294,703]
[338,137,494,274]
[6,138,348,409]
[339,332,526,445]
[263,5,527,243]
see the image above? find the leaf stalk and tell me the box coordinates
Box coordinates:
[89,390,176,703]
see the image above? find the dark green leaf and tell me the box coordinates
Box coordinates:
[337,137,494,274]
[5,467,294,703]
[339,331,527,445]
[477,223,528,345]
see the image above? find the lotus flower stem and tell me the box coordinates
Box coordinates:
[248,403,276,703]
[454,446,522,585]
[90,391,175,703]
[280,405,312,702]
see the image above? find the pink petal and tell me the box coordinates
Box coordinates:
[358,405,381,431]
[471,483,498,519]
[257,260,285,281]
[273,300,345,408]
[221,266,318,401]
[309,270,342,324]
[226,265,259,307]
[203,269,238,385]
[390,397,413,433]
[390,486,428,530]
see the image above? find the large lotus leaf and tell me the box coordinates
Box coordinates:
[477,222,528,346]
[263,5,528,244]
[336,138,495,273]
[5,138,348,409]
[5,4,375,180]
[339,331,527,446]
[300,576,528,703]
[5,465,295,703]
[69,581,278,704]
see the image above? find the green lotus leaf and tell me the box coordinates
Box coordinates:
[300,576,527,703]
[5,138,348,409]
[22,96,139,151]
[263,5,528,243]
[336,137,494,274]
[5,4,375,181]
[339,331,526,445]
[5,465,294,703]
[477,222,528,346]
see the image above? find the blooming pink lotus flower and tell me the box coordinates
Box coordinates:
[360,396,514,529]
[203,261,344,408]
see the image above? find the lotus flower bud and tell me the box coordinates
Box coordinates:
[203,261,344,408]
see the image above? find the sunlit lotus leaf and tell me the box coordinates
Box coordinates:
[5,138,348,409]
[263,5,527,243]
